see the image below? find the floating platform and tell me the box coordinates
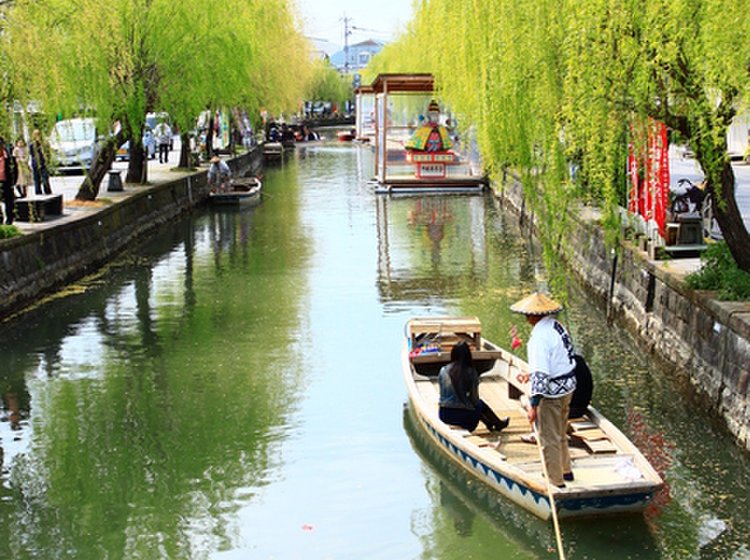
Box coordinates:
[374,175,487,195]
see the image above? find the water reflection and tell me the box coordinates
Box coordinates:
[0,167,310,558]
[376,195,495,307]
[0,144,748,559]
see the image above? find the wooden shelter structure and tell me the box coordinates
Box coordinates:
[361,73,486,194]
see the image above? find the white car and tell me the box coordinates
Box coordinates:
[49,118,99,172]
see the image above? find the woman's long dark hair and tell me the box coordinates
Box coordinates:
[449,342,474,403]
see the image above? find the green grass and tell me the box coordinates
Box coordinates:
[685,242,750,300]
[0,224,22,239]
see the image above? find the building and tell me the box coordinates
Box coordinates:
[329,39,384,73]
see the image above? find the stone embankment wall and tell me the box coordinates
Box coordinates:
[493,181,750,451]
[0,148,262,321]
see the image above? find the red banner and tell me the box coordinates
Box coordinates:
[627,118,669,238]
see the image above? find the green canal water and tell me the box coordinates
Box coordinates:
[1,143,749,559]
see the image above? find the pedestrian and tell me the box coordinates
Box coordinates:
[13,138,32,198]
[29,129,52,195]
[0,137,18,225]
[510,291,577,488]
[142,126,156,160]
[154,120,172,164]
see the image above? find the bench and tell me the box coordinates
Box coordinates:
[15,194,64,222]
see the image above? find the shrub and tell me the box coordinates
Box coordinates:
[0,225,22,239]
[685,242,750,300]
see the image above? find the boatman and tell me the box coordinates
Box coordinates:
[511,292,577,488]
[208,155,232,193]
[405,100,453,153]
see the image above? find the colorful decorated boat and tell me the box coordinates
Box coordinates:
[402,316,664,520]
[360,74,487,194]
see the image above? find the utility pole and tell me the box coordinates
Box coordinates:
[342,15,352,73]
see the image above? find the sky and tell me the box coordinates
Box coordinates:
[295,0,414,54]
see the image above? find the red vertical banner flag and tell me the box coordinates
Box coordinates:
[656,122,670,237]
[649,119,669,237]
[628,118,670,239]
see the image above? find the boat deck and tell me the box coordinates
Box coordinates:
[414,371,645,491]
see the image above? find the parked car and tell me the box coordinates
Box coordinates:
[49,118,99,172]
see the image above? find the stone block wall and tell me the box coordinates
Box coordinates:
[0,147,262,320]
[494,180,750,450]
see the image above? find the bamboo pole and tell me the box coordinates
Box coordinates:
[532,421,566,560]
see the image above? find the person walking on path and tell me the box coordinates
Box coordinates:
[0,137,18,225]
[12,138,32,198]
[511,292,577,488]
[29,129,52,195]
[154,121,172,164]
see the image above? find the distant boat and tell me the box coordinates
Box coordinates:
[337,129,356,142]
[402,316,664,520]
[209,176,262,206]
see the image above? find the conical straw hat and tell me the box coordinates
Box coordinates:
[510,292,562,316]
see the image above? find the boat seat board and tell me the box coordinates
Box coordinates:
[581,438,619,454]
[408,317,482,349]
[408,317,481,334]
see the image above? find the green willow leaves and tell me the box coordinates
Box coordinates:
[369,0,750,276]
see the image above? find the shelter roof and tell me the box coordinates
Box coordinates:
[368,74,434,94]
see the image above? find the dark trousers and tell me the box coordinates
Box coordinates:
[158,143,169,163]
[439,400,504,432]
[1,182,15,224]
[33,167,52,195]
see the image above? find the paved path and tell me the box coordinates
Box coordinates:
[670,145,750,231]
[10,138,201,235]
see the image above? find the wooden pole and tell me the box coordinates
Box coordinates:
[532,421,566,560]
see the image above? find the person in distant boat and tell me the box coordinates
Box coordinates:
[511,292,577,488]
[438,342,510,433]
[303,126,319,141]
[208,155,232,193]
[405,100,453,153]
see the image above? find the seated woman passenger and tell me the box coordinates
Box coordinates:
[438,342,510,432]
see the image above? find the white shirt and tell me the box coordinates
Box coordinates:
[527,315,576,399]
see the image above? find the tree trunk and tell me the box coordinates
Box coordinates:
[205,114,214,160]
[711,160,750,273]
[179,133,191,168]
[127,133,147,184]
[75,131,124,201]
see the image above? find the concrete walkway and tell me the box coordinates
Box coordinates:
[10,138,199,235]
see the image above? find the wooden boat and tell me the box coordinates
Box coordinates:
[337,129,356,142]
[209,176,262,206]
[402,316,664,520]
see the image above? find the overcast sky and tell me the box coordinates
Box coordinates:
[295,0,414,52]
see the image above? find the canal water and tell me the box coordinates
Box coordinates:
[1,141,749,559]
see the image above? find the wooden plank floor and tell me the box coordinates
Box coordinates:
[417,375,627,465]
[413,370,651,490]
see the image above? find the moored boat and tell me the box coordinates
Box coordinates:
[209,176,262,206]
[337,129,356,142]
[402,316,664,520]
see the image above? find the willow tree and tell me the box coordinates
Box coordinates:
[371,0,750,273]
[304,59,352,112]
[2,0,311,198]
